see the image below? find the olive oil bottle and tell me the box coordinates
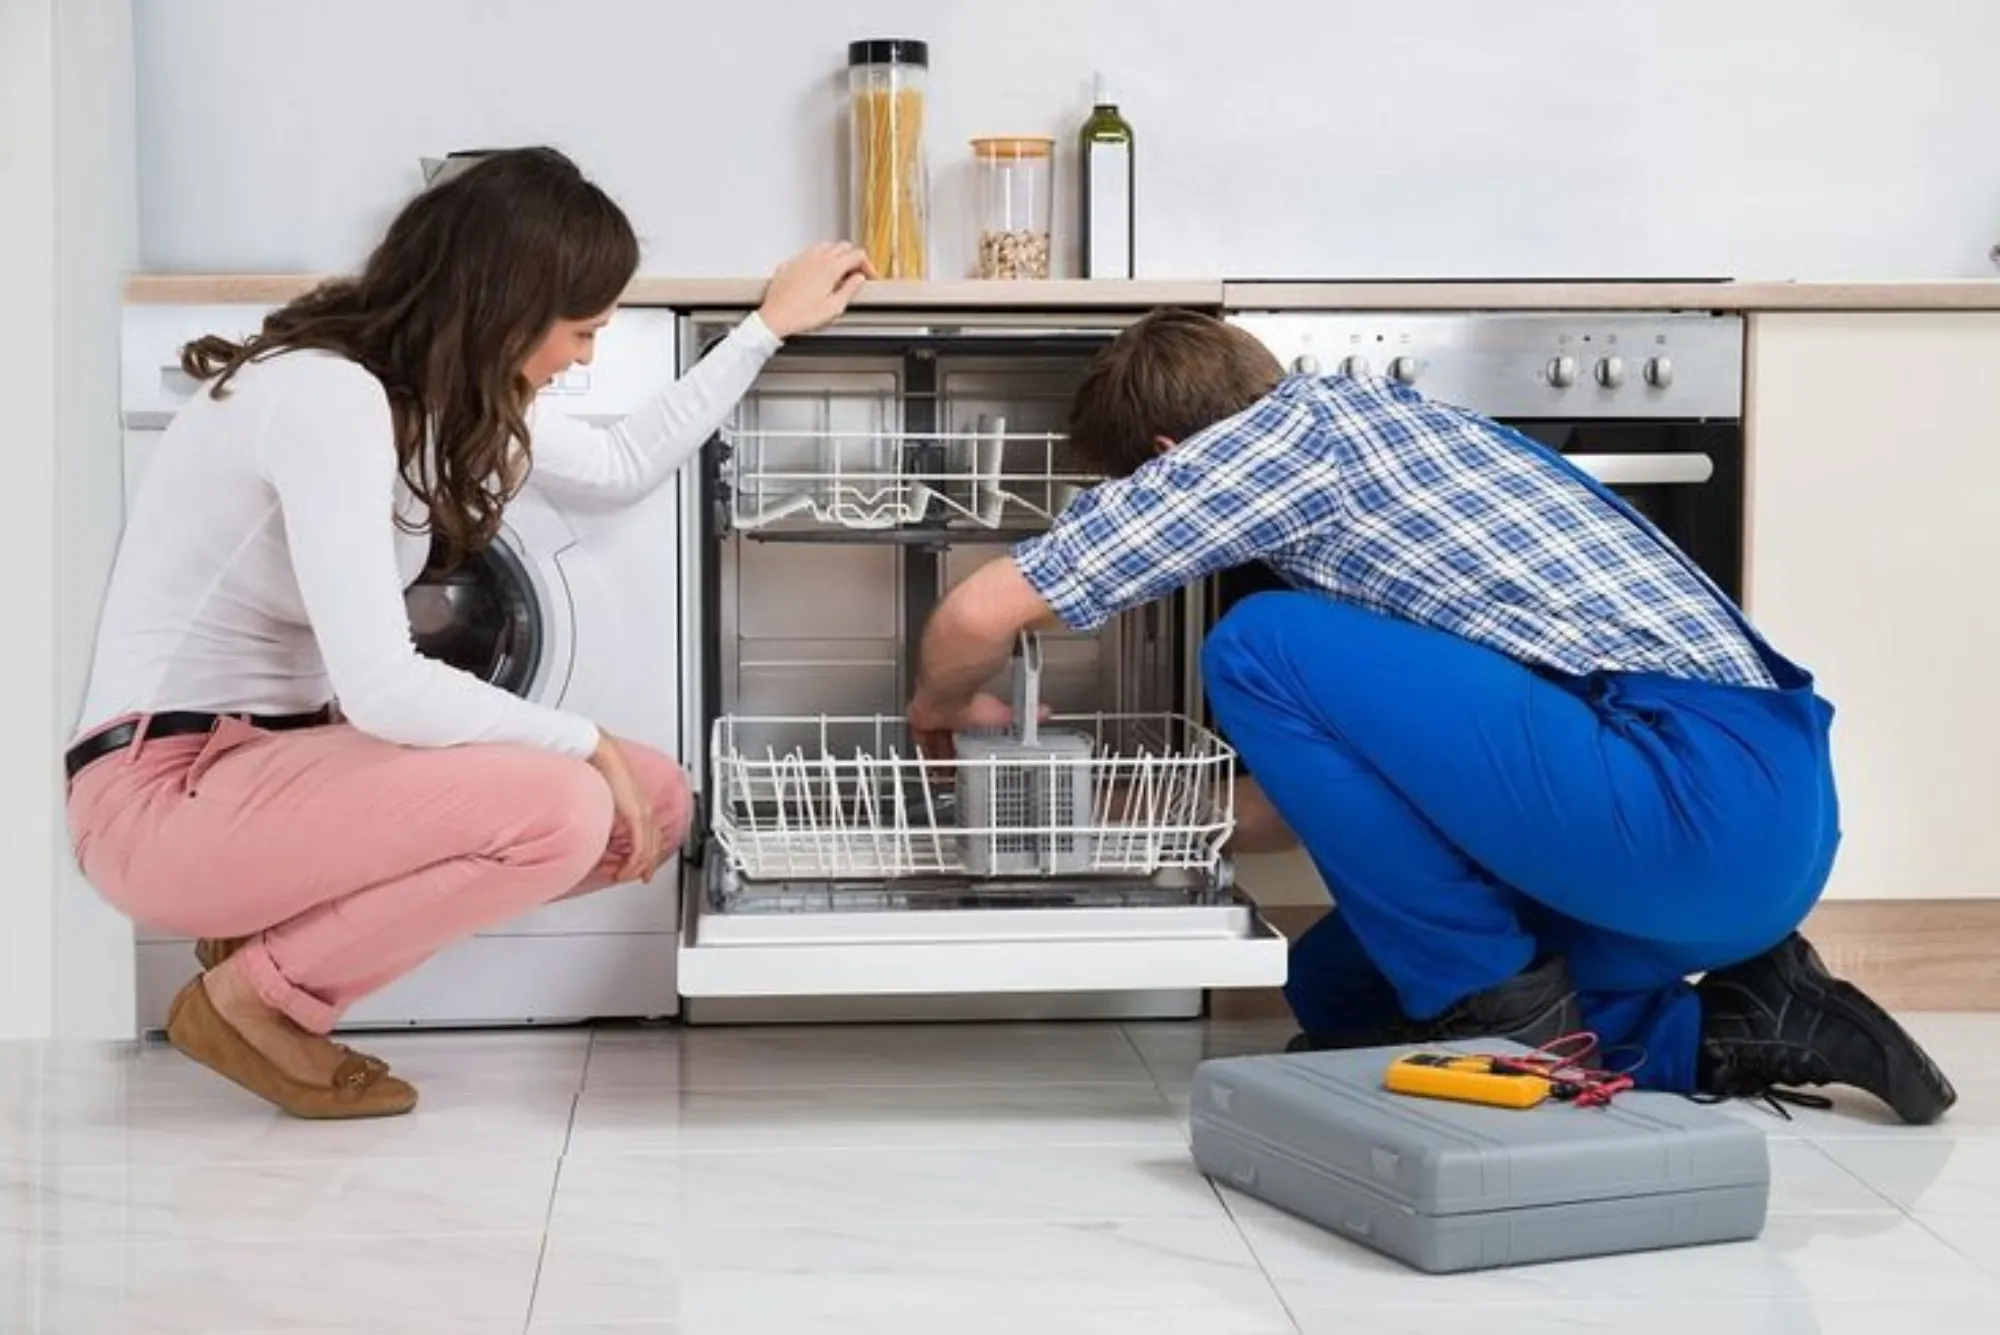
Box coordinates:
[1078,73,1134,278]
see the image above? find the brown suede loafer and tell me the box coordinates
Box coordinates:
[194,937,241,971]
[192,938,392,1076]
[164,977,418,1120]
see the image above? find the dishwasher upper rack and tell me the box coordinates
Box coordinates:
[718,387,1101,532]
[709,712,1237,883]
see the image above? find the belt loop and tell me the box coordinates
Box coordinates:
[123,713,154,766]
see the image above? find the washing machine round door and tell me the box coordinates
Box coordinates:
[405,534,546,699]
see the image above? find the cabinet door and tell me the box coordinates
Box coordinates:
[1747,313,2000,900]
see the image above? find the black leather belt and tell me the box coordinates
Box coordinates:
[64,707,336,781]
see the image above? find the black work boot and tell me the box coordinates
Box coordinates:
[1287,956,1582,1054]
[1696,933,1956,1126]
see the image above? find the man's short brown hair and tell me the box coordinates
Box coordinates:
[1066,308,1285,478]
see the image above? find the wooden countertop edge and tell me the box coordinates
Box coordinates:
[1221,280,2000,311]
[121,274,2000,312]
[119,275,1228,308]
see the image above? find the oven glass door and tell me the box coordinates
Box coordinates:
[1212,416,1744,617]
[1506,419,1744,602]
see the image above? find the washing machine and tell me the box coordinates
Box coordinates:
[118,303,687,1030]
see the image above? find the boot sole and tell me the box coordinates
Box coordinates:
[1781,936,1957,1125]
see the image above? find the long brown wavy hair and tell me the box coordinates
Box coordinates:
[181,146,640,562]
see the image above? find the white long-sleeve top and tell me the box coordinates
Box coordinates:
[74,313,782,757]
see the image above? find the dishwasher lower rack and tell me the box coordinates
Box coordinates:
[706,712,1237,893]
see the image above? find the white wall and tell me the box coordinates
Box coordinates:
[54,1,142,1040]
[0,0,63,1043]
[133,0,2000,282]
[0,0,140,1042]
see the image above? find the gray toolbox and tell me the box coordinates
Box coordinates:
[1189,1041,1770,1273]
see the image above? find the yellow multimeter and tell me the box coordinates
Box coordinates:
[1383,1051,1553,1109]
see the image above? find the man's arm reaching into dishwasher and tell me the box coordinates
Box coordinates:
[904,539,1298,855]
[904,313,1327,855]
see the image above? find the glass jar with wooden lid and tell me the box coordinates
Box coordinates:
[972,136,1054,280]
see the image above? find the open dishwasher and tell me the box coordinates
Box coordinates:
[673,308,1288,1013]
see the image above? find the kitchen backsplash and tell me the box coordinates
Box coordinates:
[134,0,2000,282]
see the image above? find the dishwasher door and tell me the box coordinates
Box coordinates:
[677,881,1289,1000]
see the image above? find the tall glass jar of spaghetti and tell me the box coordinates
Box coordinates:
[847,39,929,279]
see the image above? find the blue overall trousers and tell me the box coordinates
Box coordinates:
[1202,461,1839,1093]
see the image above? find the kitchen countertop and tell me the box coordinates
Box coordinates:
[1221,280,2000,311]
[122,274,2000,312]
[121,276,1226,309]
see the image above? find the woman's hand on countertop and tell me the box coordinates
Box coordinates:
[758,241,875,339]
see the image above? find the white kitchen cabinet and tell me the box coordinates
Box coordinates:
[1746,313,2000,900]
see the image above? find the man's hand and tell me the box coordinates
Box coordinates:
[907,556,1063,752]
[907,691,1019,760]
[1229,778,1300,853]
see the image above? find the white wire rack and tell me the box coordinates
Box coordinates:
[720,393,1099,531]
[710,713,1237,883]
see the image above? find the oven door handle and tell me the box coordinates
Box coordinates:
[1565,453,1715,486]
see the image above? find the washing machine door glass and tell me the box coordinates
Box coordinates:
[404,536,544,698]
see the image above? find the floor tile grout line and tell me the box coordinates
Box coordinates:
[1792,1136,1916,1217]
[568,1136,1194,1159]
[1116,1020,1191,1129]
[561,1027,594,1155]
[1907,1213,2000,1285]
[523,1025,600,1335]
[22,1229,547,1259]
[21,1229,559,1258]
[1805,1129,2000,1143]
[1209,1176,1307,1334]
[522,1156,567,1335]
[1120,1021,1302,1330]
[582,1079,1175,1095]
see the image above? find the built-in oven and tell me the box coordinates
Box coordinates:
[1222,310,1747,606]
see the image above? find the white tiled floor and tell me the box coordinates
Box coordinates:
[3,1012,1998,1333]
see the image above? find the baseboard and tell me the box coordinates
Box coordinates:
[134,934,682,1035]
[1215,900,2000,1021]
[1795,900,2000,1011]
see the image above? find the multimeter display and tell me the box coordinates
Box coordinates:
[1383,1052,1554,1109]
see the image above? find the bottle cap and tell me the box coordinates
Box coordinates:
[849,38,928,68]
[1093,71,1113,106]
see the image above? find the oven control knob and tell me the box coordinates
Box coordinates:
[1388,355,1419,384]
[1546,355,1578,388]
[1644,355,1674,388]
[1339,354,1372,378]
[1293,354,1321,375]
[1594,355,1627,388]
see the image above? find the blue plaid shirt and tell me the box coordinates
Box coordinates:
[1014,372,1777,691]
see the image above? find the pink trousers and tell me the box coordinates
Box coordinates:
[64,715,691,1033]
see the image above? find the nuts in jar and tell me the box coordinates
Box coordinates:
[979,228,1052,280]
